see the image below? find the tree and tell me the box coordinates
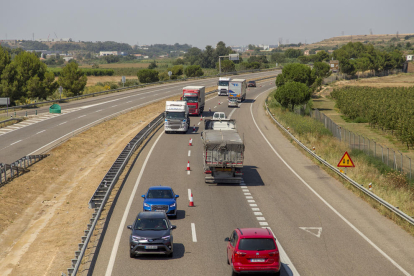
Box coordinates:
[172,58,185,65]
[312,62,331,78]
[246,62,261,69]
[58,62,87,97]
[158,71,169,81]
[274,82,311,111]
[148,60,157,69]
[0,46,11,77]
[0,51,58,102]
[170,65,183,76]
[103,55,120,63]
[270,52,285,63]
[217,59,235,72]
[284,48,303,58]
[184,47,203,65]
[184,65,204,77]
[137,69,159,83]
[248,55,268,64]
[314,51,330,62]
[248,44,255,50]
[406,42,412,49]
[276,63,314,87]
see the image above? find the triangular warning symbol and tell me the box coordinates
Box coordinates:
[337,151,355,167]
[299,227,322,238]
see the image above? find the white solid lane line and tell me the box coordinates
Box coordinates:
[188,150,191,157]
[10,140,22,145]
[105,132,164,276]
[266,227,297,276]
[197,122,200,125]
[250,91,410,276]
[191,223,197,242]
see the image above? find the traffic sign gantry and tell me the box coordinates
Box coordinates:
[337,151,355,167]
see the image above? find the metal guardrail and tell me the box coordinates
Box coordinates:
[0,67,280,113]
[264,100,414,227]
[0,155,49,185]
[0,118,23,127]
[67,75,278,276]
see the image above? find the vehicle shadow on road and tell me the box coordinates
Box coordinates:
[241,165,265,186]
[241,99,256,104]
[134,243,185,260]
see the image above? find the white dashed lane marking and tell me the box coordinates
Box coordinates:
[10,140,22,145]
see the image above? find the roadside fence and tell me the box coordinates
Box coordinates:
[265,100,414,227]
[311,109,412,179]
[0,155,49,186]
[323,69,403,85]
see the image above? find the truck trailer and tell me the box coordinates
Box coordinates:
[182,86,205,116]
[217,77,232,96]
[164,101,190,133]
[202,119,244,184]
[228,79,247,103]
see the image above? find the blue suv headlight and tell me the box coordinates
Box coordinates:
[144,203,150,208]
[169,203,176,208]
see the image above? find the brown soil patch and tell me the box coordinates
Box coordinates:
[85,76,138,87]
[80,63,150,69]
[0,94,181,276]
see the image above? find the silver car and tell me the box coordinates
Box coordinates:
[228,98,238,108]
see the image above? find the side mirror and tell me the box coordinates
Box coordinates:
[141,195,145,198]
[171,225,177,229]
[127,225,132,230]
[175,195,179,198]
[224,237,230,242]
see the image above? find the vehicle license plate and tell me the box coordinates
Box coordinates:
[145,245,157,249]
[155,210,165,212]
[250,258,265,262]
[216,168,231,172]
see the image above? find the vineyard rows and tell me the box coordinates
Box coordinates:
[331,86,414,148]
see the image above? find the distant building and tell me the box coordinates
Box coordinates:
[99,51,118,56]
[304,50,310,56]
[143,56,149,59]
[328,50,334,54]
[406,55,414,61]
[329,60,339,72]
[63,57,73,62]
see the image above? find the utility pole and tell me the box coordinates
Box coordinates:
[218,55,229,74]
[32,33,34,41]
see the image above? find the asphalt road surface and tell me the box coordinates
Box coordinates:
[89,82,414,276]
[0,71,278,164]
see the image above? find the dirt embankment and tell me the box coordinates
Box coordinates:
[0,94,181,276]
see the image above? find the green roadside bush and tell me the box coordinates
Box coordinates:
[137,69,159,83]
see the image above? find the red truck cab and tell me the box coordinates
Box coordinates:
[182,86,205,116]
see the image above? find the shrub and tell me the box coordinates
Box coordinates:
[184,65,204,77]
[274,82,311,111]
[137,69,159,83]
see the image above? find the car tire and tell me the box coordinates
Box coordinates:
[231,270,239,276]
[171,214,177,219]
[130,251,135,258]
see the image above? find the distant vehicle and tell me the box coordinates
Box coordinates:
[127,211,176,258]
[217,77,232,96]
[141,186,179,218]
[202,119,244,184]
[212,112,226,120]
[228,97,239,108]
[247,80,256,87]
[229,79,247,103]
[182,86,205,116]
[225,228,280,275]
[164,101,190,134]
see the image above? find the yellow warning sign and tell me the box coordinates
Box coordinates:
[337,151,355,167]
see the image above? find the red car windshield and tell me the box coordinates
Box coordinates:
[238,238,276,251]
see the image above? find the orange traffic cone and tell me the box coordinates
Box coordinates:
[187,161,191,171]
[189,193,195,207]
[200,116,203,121]
[189,138,192,146]
[218,101,220,105]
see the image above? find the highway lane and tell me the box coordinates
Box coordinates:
[0,71,278,163]
[90,79,414,276]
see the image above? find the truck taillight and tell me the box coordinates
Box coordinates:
[204,170,212,174]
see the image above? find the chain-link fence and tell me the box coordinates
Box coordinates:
[311,109,412,179]
[323,69,403,85]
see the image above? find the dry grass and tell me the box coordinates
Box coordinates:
[85,75,138,86]
[267,99,414,236]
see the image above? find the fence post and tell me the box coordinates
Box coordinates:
[387,148,389,167]
[382,146,383,162]
[401,152,403,173]
[410,157,412,180]
[374,141,376,158]
[368,139,370,156]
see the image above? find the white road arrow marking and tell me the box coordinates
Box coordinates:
[299,227,322,238]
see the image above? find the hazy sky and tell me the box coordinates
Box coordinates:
[1,0,413,48]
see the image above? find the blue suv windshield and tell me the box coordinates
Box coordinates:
[147,189,173,199]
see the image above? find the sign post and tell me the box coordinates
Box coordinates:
[168,71,172,79]
[122,76,126,87]
[0,98,10,117]
[337,151,355,174]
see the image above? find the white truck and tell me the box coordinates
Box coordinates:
[202,119,244,184]
[228,79,247,102]
[217,77,232,96]
[164,101,190,134]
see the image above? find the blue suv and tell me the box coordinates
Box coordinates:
[142,186,179,219]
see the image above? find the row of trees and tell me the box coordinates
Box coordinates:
[274,63,331,111]
[331,86,414,148]
[183,41,235,69]
[333,42,405,75]
[137,64,205,83]
[0,46,89,103]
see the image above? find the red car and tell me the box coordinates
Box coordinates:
[225,228,280,275]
